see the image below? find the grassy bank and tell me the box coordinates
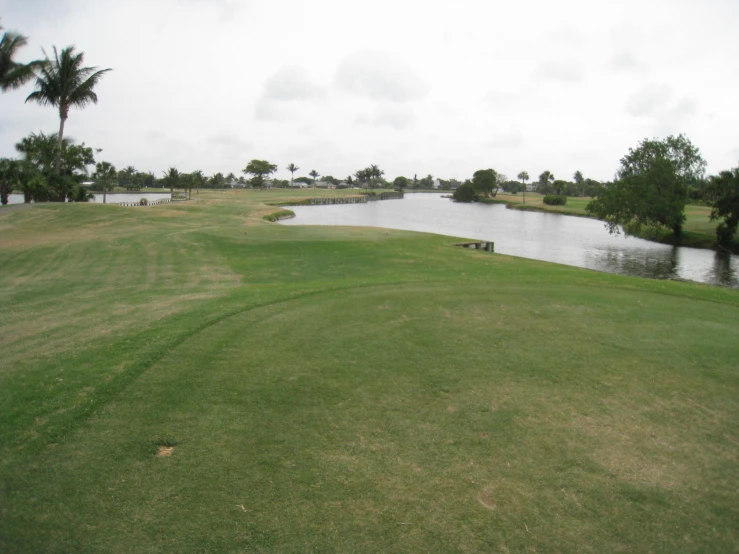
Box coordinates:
[1,189,738,552]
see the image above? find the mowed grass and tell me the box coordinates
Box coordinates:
[1,190,738,552]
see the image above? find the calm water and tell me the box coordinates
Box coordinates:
[280,193,739,288]
[6,192,171,205]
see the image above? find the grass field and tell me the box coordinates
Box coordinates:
[1,189,738,552]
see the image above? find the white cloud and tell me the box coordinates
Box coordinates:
[625,83,672,117]
[533,59,584,83]
[334,50,430,103]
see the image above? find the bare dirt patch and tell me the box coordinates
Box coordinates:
[478,487,497,510]
[156,446,174,457]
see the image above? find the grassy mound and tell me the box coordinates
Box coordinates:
[1,189,738,552]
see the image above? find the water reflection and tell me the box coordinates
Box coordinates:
[280,193,739,288]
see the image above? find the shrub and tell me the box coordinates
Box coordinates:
[543,194,567,206]
[139,198,148,206]
[452,183,476,202]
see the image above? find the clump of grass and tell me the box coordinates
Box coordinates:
[263,209,295,222]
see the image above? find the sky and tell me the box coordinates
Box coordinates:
[1,0,738,183]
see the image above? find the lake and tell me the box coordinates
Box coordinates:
[6,192,171,205]
[280,193,739,288]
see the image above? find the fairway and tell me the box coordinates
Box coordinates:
[1,190,738,552]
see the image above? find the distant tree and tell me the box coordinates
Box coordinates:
[419,174,434,189]
[393,176,409,190]
[587,134,706,238]
[180,173,195,198]
[309,169,320,188]
[286,163,299,187]
[244,159,277,188]
[573,170,584,195]
[25,46,111,175]
[226,172,237,186]
[93,161,116,204]
[517,171,529,204]
[295,176,312,185]
[118,165,136,189]
[346,175,354,186]
[707,166,739,247]
[368,165,384,188]
[0,20,41,92]
[552,179,569,195]
[163,167,180,195]
[210,172,225,189]
[354,169,369,188]
[0,158,20,205]
[538,171,554,194]
[191,169,204,197]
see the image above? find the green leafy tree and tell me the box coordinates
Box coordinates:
[707,166,739,247]
[309,169,320,188]
[472,169,500,197]
[0,20,41,92]
[93,161,116,204]
[286,163,299,187]
[244,160,277,188]
[419,174,434,189]
[25,46,111,174]
[393,176,408,190]
[14,131,95,201]
[452,181,476,202]
[587,135,706,238]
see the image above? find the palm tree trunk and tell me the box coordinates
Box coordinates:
[56,105,68,175]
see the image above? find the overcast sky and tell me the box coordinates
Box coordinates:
[1,0,738,182]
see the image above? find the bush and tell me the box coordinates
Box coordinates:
[139,198,149,206]
[452,183,476,202]
[543,194,567,206]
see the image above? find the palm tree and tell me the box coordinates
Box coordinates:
[0,158,21,205]
[286,163,299,187]
[517,171,529,204]
[163,167,180,196]
[25,46,111,175]
[309,169,319,188]
[93,161,116,204]
[573,170,584,196]
[369,164,384,188]
[0,20,40,92]
[191,169,204,197]
[15,131,72,173]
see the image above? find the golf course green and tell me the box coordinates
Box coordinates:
[1,189,738,552]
